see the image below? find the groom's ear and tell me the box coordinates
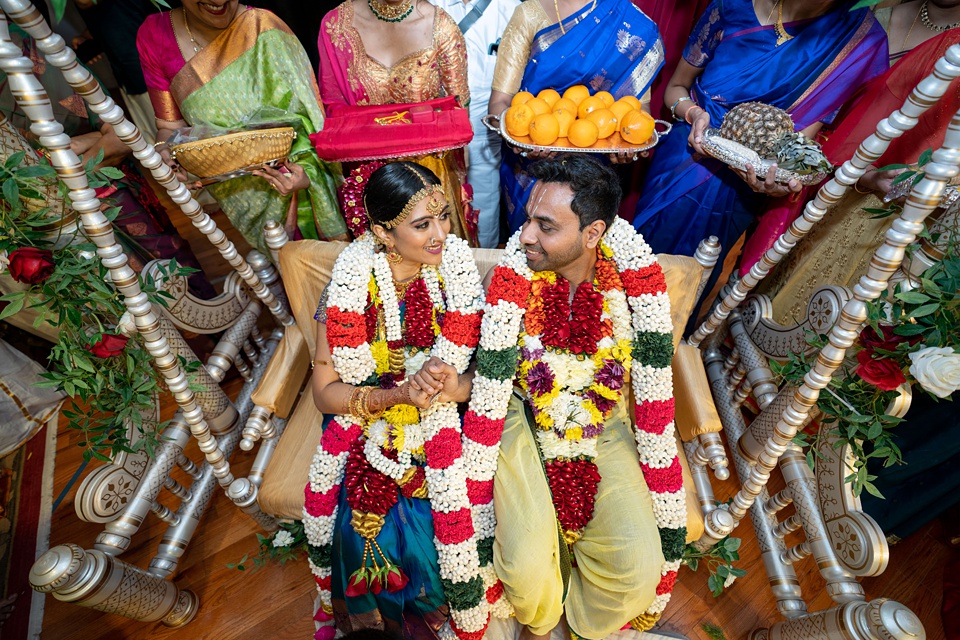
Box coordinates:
[583,220,607,250]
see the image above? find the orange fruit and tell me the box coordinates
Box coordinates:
[554,108,576,138]
[504,103,535,138]
[552,97,578,115]
[577,96,606,119]
[595,91,615,107]
[529,113,560,146]
[511,91,534,107]
[619,95,642,111]
[620,109,656,145]
[567,118,599,148]
[525,97,552,116]
[562,85,591,106]
[586,108,618,139]
[610,100,636,122]
[536,89,562,108]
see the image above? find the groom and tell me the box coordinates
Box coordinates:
[462,155,686,639]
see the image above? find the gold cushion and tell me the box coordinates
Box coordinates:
[673,341,723,441]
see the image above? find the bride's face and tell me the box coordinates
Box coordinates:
[182,0,241,31]
[374,196,451,268]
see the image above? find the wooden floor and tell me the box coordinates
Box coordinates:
[38,390,957,640]
[33,200,959,640]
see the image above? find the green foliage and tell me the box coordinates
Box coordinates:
[683,533,747,597]
[701,623,728,640]
[229,521,308,572]
[775,212,960,498]
[2,151,197,460]
[863,148,935,220]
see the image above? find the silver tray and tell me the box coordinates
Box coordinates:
[700,128,830,186]
[481,110,670,159]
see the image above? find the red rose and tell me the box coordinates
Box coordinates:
[855,350,906,391]
[345,570,369,597]
[859,324,921,351]
[85,333,129,359]
[7,247,55,284]
[385,566,409,593]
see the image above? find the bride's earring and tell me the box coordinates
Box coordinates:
[386,247,403,265]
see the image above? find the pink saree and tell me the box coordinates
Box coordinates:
[316,2,476,243]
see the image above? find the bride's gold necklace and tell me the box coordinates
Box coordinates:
[393,267,421,299]
[368,0,414,23]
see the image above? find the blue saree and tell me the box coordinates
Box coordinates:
[500,0,664,232]
[632,0,888,304]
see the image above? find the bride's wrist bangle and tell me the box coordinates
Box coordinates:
[671,96,692,121]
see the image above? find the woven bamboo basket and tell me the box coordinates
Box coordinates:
[170,127,297,178]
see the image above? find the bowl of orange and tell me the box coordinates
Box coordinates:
[482,85,670,158]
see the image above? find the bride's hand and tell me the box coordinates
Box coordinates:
[401,380,435,410]
[410,357,460,404]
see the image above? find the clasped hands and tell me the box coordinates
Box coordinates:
[402,357,461,410]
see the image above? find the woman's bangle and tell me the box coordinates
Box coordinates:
[853,180,871,195]
[685,106,704,125]
[671,96,692,122]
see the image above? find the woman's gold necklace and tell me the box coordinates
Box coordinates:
[920,1,960,32]
[393,267,421,299]
[368,0,414,23]
[182,9,204,53]
[555,0,597,35]
[774,0,794,46]
[902,4,922,52]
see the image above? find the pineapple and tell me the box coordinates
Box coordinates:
[719,102,794,159]
[773,132,832,176]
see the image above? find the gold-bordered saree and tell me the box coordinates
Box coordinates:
[168,10,345,251]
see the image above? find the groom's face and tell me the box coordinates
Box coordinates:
[519,181,587,273]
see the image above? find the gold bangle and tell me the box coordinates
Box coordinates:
[853,181,871,195]
[310,358,330,370]
[685,106,703,126]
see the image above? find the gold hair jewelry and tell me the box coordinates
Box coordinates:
[379,167,445,229]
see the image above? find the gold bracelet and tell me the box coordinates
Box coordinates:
[310,358,330,370]
[359,386,382,422]
[853,181,871,195]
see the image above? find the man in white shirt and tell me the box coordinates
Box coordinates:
[431,0,520,248]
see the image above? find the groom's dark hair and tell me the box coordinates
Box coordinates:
[528,155,621,230]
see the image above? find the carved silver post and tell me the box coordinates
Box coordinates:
[738,386,818,465]
[248,417,287,488]
[704,349,807,619]
[764,490,793,515]
[684,441,719,516]
[696,432,730,481]
[263,220,290,271]
[780,542,812,565]
[151,502,180,526]
[30,544,197,627]
[750,599,925,640]
[177,454,201,480]
[240,406,272,451]
[0,0,295,326]
[774,515,803,539]
[0,21,237,493]
[693,236,722,301]
[94,419,192,555]
[163,477,192,501]
[205,299,262,382]
[689,45,960,349]
[722,106,960,540]
[227,478,279,532]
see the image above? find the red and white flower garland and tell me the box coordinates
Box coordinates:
[460,217,686,631]
[303,233,487,639]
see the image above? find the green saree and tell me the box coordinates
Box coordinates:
[169,9,344,253]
